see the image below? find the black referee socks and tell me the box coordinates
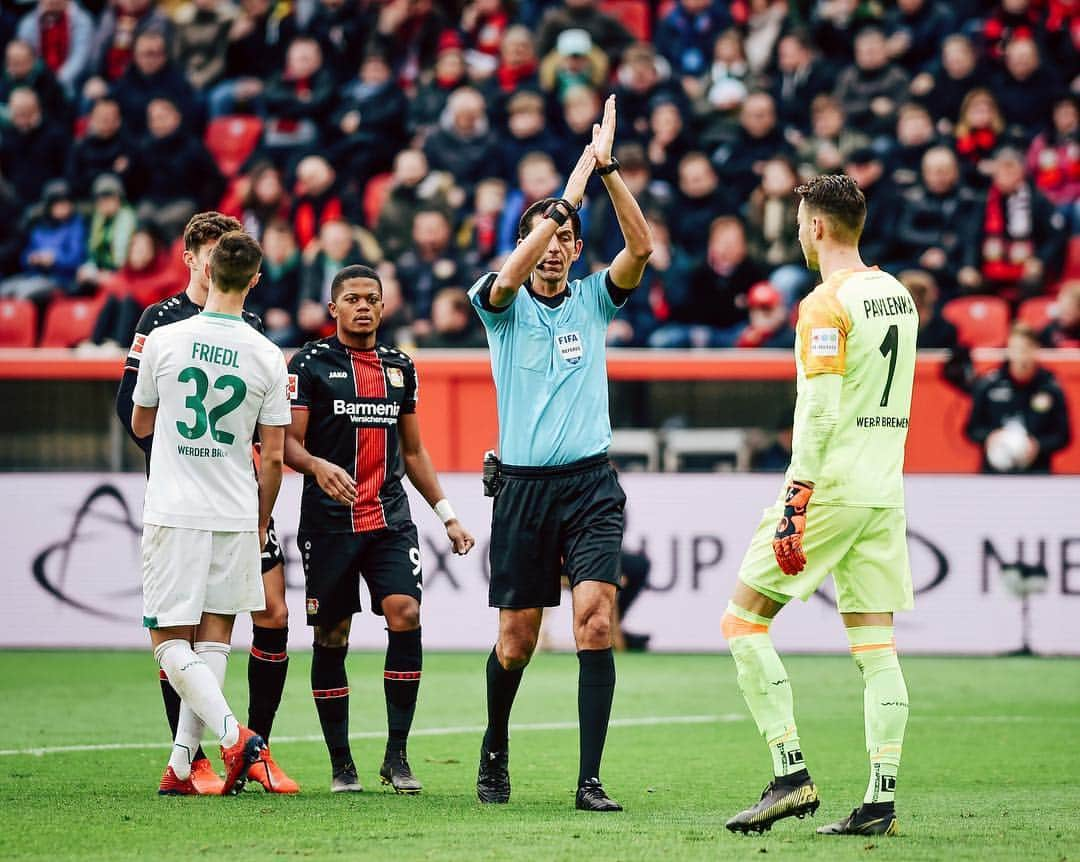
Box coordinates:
[384,627,423,752]
[312,643,352,772]
[483,647,525,753]
[577,647,616,786]
[247,625,289,741]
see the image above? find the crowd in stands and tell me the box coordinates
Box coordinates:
[0,0,1077,353]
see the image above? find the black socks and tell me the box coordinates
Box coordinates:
[483,647,525,753]
[577,647,616,786]
[247,625,289,741]
[311,643,352,771]
[384,627,422,752]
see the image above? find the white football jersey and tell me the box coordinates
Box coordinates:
[132,311,291,531]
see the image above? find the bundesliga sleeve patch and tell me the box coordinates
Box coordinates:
[810,328,840,356]
[287,373,298,400]
[127,333,146,359]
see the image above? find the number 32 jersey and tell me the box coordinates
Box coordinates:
[132,311,291,531]
[791,267,917,509]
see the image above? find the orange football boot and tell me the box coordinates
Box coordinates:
[247,746,300,794]
[220,727,266,795]
[189,757,225,795]
[158,765,197,796]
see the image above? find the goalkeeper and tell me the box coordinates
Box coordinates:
[721,175,918,838]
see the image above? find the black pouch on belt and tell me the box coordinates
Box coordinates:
[482,449,501,497]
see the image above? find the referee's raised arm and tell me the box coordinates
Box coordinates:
[487,143,598,306]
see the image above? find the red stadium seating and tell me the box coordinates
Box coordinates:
[0,299,37,348]
[39,295,107,348]
[942,296,1011,348]
[600,0,651,41]
[204,115,263,178]
[363,172,394,227]
[1017,296,1056,331]
[1064,235,1080,281]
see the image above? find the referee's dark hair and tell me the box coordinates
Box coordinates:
[795,174,866,242]
[331,264,382,302]
[209,231,262,293]
[518,197,582,242]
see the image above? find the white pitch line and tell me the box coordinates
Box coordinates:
[0,714,743,758]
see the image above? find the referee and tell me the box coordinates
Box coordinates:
[468,96,653,812]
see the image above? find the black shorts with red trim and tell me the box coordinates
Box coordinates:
[488,453,626,609]
[298,523,422,627]
[261,516,285,575]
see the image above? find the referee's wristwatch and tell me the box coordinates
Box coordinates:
[594,157,620,176]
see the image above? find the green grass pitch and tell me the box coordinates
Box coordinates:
[0,650,1077,861]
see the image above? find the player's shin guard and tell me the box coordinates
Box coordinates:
[155,639,239,749]
[722,602,805,778]
[384,627,422,752]
[248,625,289,741]
[577,647,616,785]
[483,647,525,752]
[311,643,352,772]
[167,641,231,780]
[159,669,208,764]
[846,626,908,805]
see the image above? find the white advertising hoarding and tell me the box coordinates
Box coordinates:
[1,473,1077,654]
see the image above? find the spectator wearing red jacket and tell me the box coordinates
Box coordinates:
[1026,95,1080,228]
[290,155,346,251]
[15,0,95,96]
[734,282,796,349]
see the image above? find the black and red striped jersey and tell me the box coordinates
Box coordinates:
[288,336,418,534]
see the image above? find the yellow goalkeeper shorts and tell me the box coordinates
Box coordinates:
[737,503,914,614]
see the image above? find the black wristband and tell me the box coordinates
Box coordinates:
[595,157,620,176]
[543,198,577,226]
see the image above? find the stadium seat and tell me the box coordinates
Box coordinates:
[609,428,660,471]
[0,299,37,348]
[942,296,1011,348]
[39,295,107,348]
[204,115,263,178]
[363,172,394,227]
[1064,235,1080,280]
[600,0,651,40]
[1017,296,1056,331]
[661,428,752,472]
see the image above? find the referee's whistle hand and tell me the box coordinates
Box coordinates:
[313,458,358,505]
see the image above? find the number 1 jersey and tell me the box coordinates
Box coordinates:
[132,311,291,531]
[790,267,918,508]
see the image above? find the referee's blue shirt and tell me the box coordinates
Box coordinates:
[469,268,624,467]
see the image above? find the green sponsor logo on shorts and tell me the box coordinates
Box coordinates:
[143,616,159,629]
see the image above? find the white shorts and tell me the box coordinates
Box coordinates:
[142,525,265,628]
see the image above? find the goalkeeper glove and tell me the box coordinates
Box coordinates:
[773,481,814,575]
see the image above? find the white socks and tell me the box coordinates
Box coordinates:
[156,639,239,779]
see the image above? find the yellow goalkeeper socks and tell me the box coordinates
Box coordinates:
[722,602,805,778]
[846,626,908,805]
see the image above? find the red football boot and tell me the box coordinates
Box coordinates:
[247,746,300,794]
[158,765,197,796]
[188,757,225,795]
[220,727,266,795]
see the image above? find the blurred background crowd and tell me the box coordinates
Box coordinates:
[0,0,1077,356]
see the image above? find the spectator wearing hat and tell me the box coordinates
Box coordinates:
[15,0,95,96]
[669,151,734,254]
[734,282,796,349]
[655,0,733,80]
[1040,281,1080,349]
[770,31,835,135]
[135,97,224,239]
[965,323,1070,474]
[711,91,793,203]
[330,52,408,189]
[1026,95,1080,229]
[66,97,138,201]
[106,30,199,138]
[844,146,901,266]
[76,173,136,293]
[539,28,608,98]
[0,179,86,301]
[795,94,869,179]
[366,0,448,92]
[536,0,634,65]
[909,34,981,134]
[1,39,70,124]
[497,89,562,182]
[957,147,1067,303]
[87,0,172,85]
[423,86,501,192]
[898,268,959,350]
[0,86,68,207]
[410,34,469,137]
[833,26,910,141]
[261,36,336,168]
[649,215,767,348]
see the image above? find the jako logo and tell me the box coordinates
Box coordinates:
[328,371,348,379]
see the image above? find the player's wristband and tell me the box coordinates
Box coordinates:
[594,157,620,176]
[433,498,457,524]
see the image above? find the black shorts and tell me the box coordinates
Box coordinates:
[260,517,285,575]
[489,453,626,609]
[298,523,422,627]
